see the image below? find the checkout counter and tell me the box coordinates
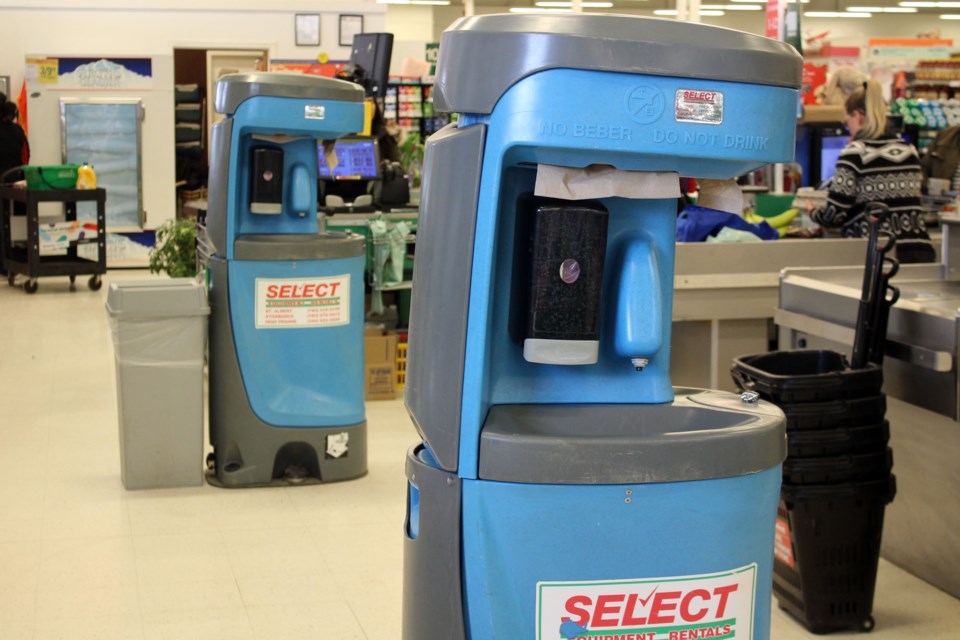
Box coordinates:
[775,217,960,599]
[672,238,869,390]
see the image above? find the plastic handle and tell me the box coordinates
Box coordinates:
[405,481,420,540]
[288,162,312,214]
[614,237,663,358]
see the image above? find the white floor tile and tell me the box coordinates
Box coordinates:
[38,537,138,591]
[246,602,367,640]
[210,486,304,532]
[141,606,253,640]
[133,532,233,584]
[236,575,346,608]
[126,490,220,536]
[137,577,244,615]
[36,583,141,621]
[0,584,37,638]
[34,614,145,640]
[222,528,328,582]
[0,540,42,592]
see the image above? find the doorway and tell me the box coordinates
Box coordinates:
[172,47,268,212]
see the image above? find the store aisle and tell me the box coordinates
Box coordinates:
[0,271,957,639]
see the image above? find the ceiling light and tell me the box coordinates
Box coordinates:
[883,6,919,10]
[411,1,450,4]
[848,5,917,10]
[901,1,960,6]
[509,6,574,12]
[941,12,960,16]
[655,8,725,14]
[536,1,614,6]
[847,5,880,9]
[804,11,872,16]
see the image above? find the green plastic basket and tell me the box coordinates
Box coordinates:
[23,164,80,190]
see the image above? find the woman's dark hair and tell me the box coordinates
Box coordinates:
[1,101,19,122]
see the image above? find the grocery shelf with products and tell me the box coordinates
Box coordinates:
[892,97,960,131]
[383,77,452,141]
[908,59,960,100]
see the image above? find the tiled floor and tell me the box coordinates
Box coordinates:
[1,270,958,639]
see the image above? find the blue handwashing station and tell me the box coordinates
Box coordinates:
[402,14,801,640]
[206,73,368,487]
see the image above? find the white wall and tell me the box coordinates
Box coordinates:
[0,1,386,230]
[385,6,436,76]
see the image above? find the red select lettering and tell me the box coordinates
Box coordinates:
[265,282,341,299]
[562,584,738,628]
[683,91,717,103]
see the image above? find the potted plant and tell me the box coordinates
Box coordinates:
[148,218,197,278]
[398,132,424,190]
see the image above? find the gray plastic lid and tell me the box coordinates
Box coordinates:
[434,14,802,114]
[234,232,365,261]
[215,72,364,115]
[105,279,210,318]
[478,389,786,484]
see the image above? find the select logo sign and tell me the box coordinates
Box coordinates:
[537,564,757,640]
[255,275,350,329]
[675,89,724,125]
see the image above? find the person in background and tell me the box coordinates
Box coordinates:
[812,80,936,264]
[817,66,868,106]
[0,96,30,179]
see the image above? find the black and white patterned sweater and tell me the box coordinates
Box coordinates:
[812,136,935,263]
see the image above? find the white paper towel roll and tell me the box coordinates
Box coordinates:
[534,164,680,201]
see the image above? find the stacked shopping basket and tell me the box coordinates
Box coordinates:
[732,349,896,634]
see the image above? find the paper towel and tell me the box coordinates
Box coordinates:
[534,164,680,201]
[695,178,743,214]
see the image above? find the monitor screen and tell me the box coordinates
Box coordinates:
[318,137,381,180]
[349,33,394,98]
[820,135,848,183]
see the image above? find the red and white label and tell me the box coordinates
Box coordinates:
[255,275,350,329]
[537,564,756,640]
[675,89,724,125]
[774,517,795,569]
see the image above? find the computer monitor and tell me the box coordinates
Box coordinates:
[801,123,848,187]
[349,33,394,98]
[318,136,381,180]
[819,134,848,183]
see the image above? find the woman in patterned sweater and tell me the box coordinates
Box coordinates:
[813,80,936,264]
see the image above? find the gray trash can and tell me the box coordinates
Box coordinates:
[106,279,209,490]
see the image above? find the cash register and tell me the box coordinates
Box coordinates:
[318,136,380,213]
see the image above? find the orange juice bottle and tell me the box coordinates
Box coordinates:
[76,163,97,189]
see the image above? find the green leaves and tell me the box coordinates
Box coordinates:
[148,219,197,278]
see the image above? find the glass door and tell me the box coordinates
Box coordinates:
[61,98,144,230]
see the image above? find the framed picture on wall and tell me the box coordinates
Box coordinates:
[339,15,363,47]
[295,14,321,47]
[0,76,10,99]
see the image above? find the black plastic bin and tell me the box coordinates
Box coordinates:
[782,448,893,485]
[779,395,887,431]
[774,476,897,634]
[787,421,890,458]
[732,350,883,404]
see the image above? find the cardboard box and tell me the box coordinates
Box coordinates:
[800,105,845,125]
[365,329,398,401]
